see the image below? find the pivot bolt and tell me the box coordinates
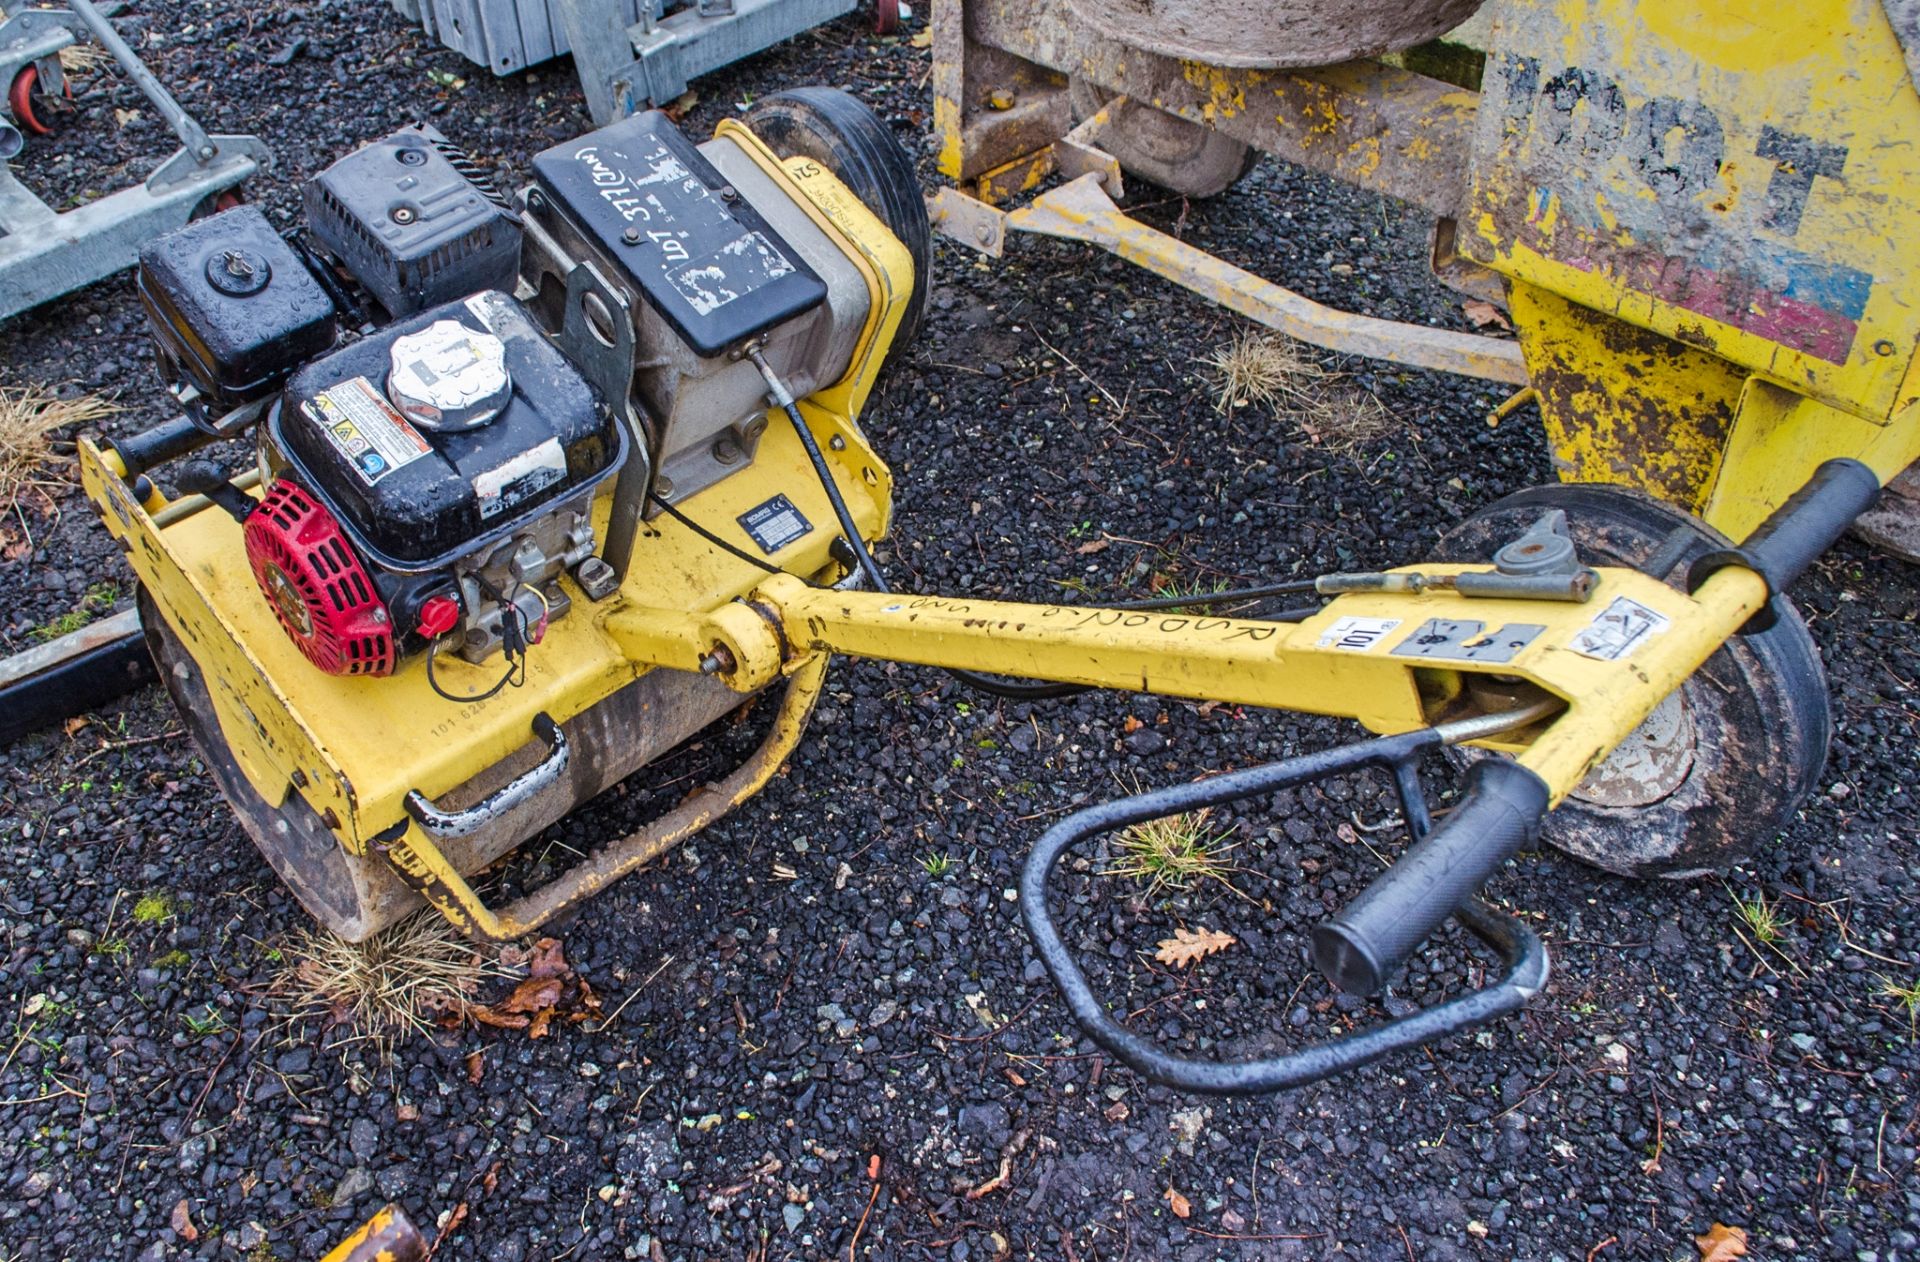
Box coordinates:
[698,646,735,675]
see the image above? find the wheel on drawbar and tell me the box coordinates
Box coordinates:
[742,87,930,373]
[1067,77,1259,200]
[1430,483,1832,879]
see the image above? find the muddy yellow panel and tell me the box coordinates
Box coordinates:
[1464,0,1920,425]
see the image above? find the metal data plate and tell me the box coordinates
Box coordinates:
[530,110,826,356]
[1391,618,1545,664]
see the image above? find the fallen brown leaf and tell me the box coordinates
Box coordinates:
[1165,1187,1191,1219]
[1695,1223,1747,1262]
[1155,926,1236,968]
[1461,299,1512,330]
[63,716,88,737]
[527,937,569,980]
[170,1199,198,1243]
[396,1102,420,1122]
[1075,538,1109,555]
[465,1049,485,1084]
[909,28,932,47]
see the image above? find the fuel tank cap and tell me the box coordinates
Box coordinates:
[387,318,511,430]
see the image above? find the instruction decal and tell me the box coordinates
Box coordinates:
[302,377,433,486]
[1317,616,1402,652]
[474,438,566,521]
[738,494,813,554]
[1567,595,1671,661]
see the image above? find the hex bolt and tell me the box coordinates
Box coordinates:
[290,769,309,788]
[622,226,642,244]
[718,184,738,201]
[392,206,417,225]
[321,807,342,830]
[698,645,735,675]
[829,434,847,451]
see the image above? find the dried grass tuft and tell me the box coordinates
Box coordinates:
[1202,330,1399,456]
[1298,387,1396,456]
[0,385,117,509]
[1203,330,1328,415]
[271,911,506,1047]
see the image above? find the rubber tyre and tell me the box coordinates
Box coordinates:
[1430,484,1832,878]
[741,87,929,374]
[1067,77,1258,199]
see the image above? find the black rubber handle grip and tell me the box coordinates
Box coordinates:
[1312,758,1549,996]
[107,414,214,479]
[1687,459,1880,632]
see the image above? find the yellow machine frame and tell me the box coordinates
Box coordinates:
[72,50,1865,949]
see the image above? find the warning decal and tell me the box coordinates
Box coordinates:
[302,377,432,486]
[737,494,813,554]
[1568,595,1672,662]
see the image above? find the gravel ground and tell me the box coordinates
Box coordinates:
[2,4,1917,1260]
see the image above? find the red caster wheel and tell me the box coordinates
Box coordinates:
[8,64,54,137]
[873,0,900,35]
[191,185,247,221]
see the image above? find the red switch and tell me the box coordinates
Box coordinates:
[416,594,461,639]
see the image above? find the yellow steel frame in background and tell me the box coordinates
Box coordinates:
[931,0,1920,541]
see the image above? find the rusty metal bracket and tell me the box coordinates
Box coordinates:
[927,186,1007,258]
[1053,102,1124,197]
[378,654,829,941]
[994,175,1528,385]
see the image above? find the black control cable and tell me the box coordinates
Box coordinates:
[425,584,530,703]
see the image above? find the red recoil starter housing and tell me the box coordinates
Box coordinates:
[243,480,396,676]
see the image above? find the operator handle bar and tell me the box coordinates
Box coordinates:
[1312,758,1549,996]
[1689,457,1881,632]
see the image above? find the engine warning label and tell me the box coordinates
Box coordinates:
[1568,596,1672,661]
[302,377,432,486]
[737,494,813,554]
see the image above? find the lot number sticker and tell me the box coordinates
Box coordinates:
[1317,616,1402,652]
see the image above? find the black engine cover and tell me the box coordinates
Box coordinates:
[272,291,625,572]
[531,110,826,357]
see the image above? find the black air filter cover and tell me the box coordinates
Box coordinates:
[531,110,827,356]
[272,292,625,572]
[305,124,522,319]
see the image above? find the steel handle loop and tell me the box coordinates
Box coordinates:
[1018,717,1553,1095]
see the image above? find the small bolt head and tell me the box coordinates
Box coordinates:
[622,226,642,244]
[321,807,342,830]
[1875,339,1898,356]
[391,206,417,225]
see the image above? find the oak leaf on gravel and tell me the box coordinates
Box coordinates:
[1695,1223,1747,1261]
[1155,926,1235,968]
[462,937,601,1037]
